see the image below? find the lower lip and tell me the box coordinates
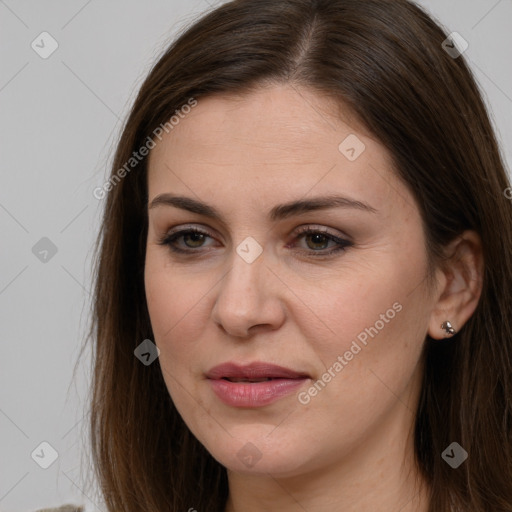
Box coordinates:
[208,378,308,407]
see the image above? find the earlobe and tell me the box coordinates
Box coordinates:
[427,230,484,341]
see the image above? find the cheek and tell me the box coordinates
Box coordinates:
[144,252,208,364]
[293,279,427,453]
[299,243,430,400]
[302,252,423,350]
[144,256,208,415]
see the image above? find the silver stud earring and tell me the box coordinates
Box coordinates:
[441,321,457,336]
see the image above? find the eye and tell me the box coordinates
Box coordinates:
[157,224,353,257]
[157,226,216,254]
[290,225,353,257]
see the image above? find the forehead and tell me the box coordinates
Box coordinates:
[147,85,414,220]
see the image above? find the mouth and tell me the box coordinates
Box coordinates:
[205,361,310,381]
[222,377,284,382]
[205,362,310,407]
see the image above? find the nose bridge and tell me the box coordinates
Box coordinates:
[212,240,284,336]
[220,244,266,316]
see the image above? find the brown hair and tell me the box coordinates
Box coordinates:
[83,0,512,510]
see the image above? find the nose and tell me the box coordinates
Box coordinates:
[211,244,286,338]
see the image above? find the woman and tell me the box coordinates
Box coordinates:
[86,0,512,510]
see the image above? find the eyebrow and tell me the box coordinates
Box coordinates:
[148,193,377,221]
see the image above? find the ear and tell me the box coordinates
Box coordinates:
[427,230,484,340]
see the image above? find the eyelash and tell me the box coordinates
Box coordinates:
[157,225,353,258]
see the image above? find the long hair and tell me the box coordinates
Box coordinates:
[85,0,512,510]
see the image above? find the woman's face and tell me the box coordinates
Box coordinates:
[145,84,439,477]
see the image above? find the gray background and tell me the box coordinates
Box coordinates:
[1,1,510,510]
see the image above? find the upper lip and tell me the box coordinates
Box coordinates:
[206,362,310,380]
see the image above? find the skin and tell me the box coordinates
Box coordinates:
[144,84,483,512]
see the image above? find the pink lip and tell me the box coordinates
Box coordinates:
[206,362,310,408]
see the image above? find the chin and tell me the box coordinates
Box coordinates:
[201,434,315,477]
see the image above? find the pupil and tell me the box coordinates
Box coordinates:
[308,234,327,250]
[185,233,204,247]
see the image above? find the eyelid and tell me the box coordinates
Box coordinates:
[292,224,351,241]
[165,223,216,238]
